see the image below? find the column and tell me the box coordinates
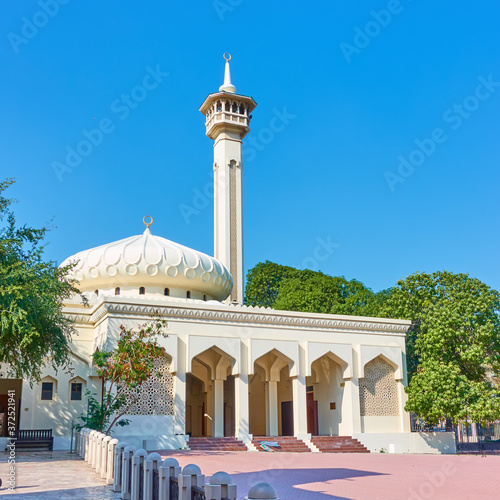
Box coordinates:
[234,374,250,440]
[266,381,278,436]
[174,371,186,436]
[341,377,361,435]
[292,376,308,438]
[397,380,410,432]
[213,379,225,437]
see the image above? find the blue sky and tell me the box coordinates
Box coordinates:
[1,1,499,294]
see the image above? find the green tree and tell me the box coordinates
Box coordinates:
[382,271,500,424]
[274,274,378,316]
[245,260,382,316]
[78,318,167,434]
[0,179,81,381]
[245,261,301,308]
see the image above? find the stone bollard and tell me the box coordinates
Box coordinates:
[113,442,128,492]
[178,464,205,500]
[205,471,237,500]
[131,448,147,500]
[107,438,119,485]
[121,445,137,500]
[159,457,181,500]
[245,482,278,500]
[144,452,162,500]
[84,429,92,462]
[88,430,97,464]
[101,435,112,479]
[78,429,86,458]
[95,433,104,472]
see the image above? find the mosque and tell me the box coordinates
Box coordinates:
[1,55,454,454]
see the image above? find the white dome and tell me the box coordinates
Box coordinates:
[61,227,233,301]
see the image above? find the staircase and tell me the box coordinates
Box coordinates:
[252,436,311,453]
[311,436,370,453]
[187,437,248,452]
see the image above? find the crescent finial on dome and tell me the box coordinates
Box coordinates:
[143,215,153,231]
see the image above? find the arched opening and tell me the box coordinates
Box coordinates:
[186,291,191,299]
[164,288,169,296]
[239,105,245,115]
[186,347,235,437]
[115,287,120,295]
[306,354,346,436]
[225,101,230,111]
[139,287,145,295]
[250,350,294,437]
[185,373,206,437]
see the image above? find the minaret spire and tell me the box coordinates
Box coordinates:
[219,53,236,93]
[199,54,257,304]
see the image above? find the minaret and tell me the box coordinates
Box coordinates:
[200,54,257,303]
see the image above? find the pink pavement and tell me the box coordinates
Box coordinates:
[160,450,500,500]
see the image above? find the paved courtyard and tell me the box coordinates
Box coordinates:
[0,450,499,499]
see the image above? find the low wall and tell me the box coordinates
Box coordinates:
[353,432,456,454]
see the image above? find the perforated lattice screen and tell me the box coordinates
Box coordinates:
[359,357,399,416]
[123,356,174,415]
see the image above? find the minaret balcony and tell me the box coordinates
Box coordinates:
[205,110,250,131]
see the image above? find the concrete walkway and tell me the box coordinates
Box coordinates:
[1,450,499,499]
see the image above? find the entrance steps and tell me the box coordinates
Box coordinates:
[252,436,311,453]
[187,437,248,452]
[311,435,370,453]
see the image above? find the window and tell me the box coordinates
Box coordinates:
[225,101,230,111]
[139,287,145,295]
[203,294,207,301]
[71,383,82,401]
[94,289,99,296]
[164,288,169,296]
[115,287,120,295]
[41,382,53,401]
[186,291,191,299]
[239,105,245,115]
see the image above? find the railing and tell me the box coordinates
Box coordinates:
[170,475,179,500]
[74,427,279,499]
[191,484,206,500]
[455,421,500,454]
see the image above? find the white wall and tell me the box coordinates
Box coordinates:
[353,432,457,454]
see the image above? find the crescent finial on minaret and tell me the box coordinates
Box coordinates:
[219,53,236,93]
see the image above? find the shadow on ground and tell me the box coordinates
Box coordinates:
[229,467,388,499]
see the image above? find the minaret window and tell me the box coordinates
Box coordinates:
[217,101,222,112]
[115,287,120,295]
[239,105,245,115]
[186,291,191,299]
[225,101,230,111]
[164,288,169,296]
[203,294,207,301]
[232,103,238,113]
[139,287,145,295]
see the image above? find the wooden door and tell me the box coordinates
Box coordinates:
[281,401,294,436]
[306,393,319,435]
